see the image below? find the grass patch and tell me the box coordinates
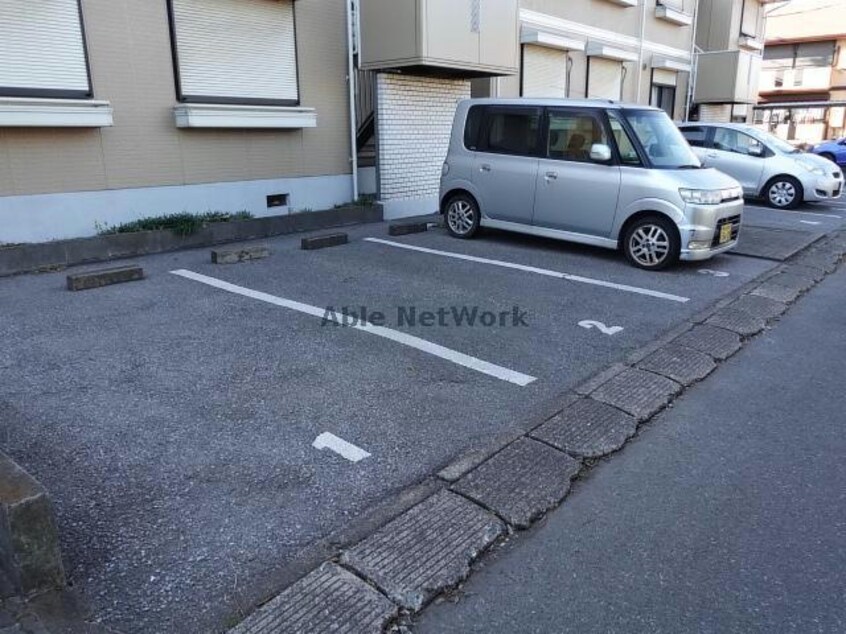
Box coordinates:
[96,211,253,237]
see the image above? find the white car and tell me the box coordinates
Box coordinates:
[678,123,843,209]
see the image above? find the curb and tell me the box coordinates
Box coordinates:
[0,205,381,278]
[225,229,846,633]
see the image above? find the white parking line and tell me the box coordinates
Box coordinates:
[364,238,690,304]
[171,269,536,387]
[313,432,371,463]
[745,205,842,219]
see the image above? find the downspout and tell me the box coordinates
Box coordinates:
[636,0,648,102]
[685,1,700,122]
[346,0,359,202]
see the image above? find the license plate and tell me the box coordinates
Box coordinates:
[719,223,733,244]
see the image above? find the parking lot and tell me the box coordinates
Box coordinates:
[0,199,843,633]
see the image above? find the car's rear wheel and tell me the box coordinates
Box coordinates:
[444,193,480,239]
[623,215,680,271]
[765,176,803,209]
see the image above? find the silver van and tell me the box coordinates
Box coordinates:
[440,99,743,270]
[678,122,843,209]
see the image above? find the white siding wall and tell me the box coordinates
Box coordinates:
[375,74,470,219]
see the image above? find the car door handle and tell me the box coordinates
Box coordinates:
[480,164,491,172]
[544,171,558,180]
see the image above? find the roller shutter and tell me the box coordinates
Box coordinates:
[0,0,90,97]
[170,0,299,103]
[699,104,732,123]
[587,58,622,100]
[522,45,567,98]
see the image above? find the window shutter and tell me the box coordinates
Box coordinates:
[588,58,622,100]
[170,0,299,104]
[522,46,567,98]
[0,0,90,97]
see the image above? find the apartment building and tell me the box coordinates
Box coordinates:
[0,0,365,244]
[472,0,697,119]
[692,0,771,123]
[0,1,698,243]
[754,0,846,145]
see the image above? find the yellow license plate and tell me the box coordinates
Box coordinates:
[719,224,733,244]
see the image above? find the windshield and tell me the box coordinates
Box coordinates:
[621,109,701,169]
[745,128,800,154]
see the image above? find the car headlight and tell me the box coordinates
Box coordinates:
[798,161,825,176]
[679,187,742,205]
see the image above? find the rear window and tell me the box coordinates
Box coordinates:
[480,107,541,157]
[680,126,708,147]
[464,106,484,150]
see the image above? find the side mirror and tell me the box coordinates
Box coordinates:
[590,143,612,163]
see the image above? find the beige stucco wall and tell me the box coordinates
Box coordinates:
[0,0,351,199]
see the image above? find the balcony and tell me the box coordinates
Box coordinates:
[694,50,762,104]
[358,0,519,78]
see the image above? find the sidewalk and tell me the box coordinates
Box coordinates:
[416,266,846,633]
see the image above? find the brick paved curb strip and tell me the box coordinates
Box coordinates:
[226,230,846,634]
[230,563,397,634]
[450,438,581,529]
[341,491,505,612]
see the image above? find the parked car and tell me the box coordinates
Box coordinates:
[811,138,846,167]
[678,123,843,210]
[440,99,743,270]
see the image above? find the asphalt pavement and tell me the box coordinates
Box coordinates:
[0,199,841,633]
[416,254,846,634]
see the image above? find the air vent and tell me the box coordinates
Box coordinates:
[267,193,289,208]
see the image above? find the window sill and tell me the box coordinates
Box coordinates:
[655,5,694,27]
[173,104,318,129]
[0,97,113,128]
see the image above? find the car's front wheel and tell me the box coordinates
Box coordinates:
[623,215,680,271]
[765,176,803,209]
[444,193,480,239]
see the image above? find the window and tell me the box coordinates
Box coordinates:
[0,0,91,98]
[522,46,568,98]
[168,0,299,105]
[651,85,676,119]
[481,108,541,156]
[680,126,708,148]
[794,42,835,69]
[608,113,641,166]
[713,128,766,156]
[622,109,700,169]
[587,59,623,100]
[464,106,484,150]
[546,110,610,163]
[763,41,835,71]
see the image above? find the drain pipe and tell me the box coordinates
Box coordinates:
[636,0,647,102]
[346,0,359,202]
[684,2,700,122]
